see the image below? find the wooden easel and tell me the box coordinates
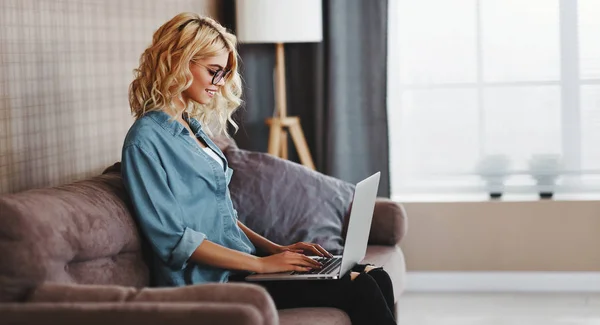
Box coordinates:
[266,43,315,170]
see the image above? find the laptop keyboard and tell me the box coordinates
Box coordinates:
[290,256,342,275]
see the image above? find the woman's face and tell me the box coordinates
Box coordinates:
[182,51,230,105]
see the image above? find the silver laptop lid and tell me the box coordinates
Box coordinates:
[338,172,381,278]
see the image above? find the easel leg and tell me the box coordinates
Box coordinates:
[288,121,315,170]
[280,129,288,159]
[268,120,282,156]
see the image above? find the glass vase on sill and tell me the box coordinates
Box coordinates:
[476,154,511,200]
[528,154,563,199]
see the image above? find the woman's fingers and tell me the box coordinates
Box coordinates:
[290,242,319,256]
[312,244,334,258]
[294,254,321,268]
[294,242,325,257]
[303,243,325,256]
[285,252,321,268]
[302,255,323,268]
[294,242,333,258]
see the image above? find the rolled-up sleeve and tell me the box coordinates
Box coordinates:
[121,143,206,270]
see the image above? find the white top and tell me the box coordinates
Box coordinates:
[203,146,224,169]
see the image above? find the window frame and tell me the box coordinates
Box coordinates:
[387,0,600,200]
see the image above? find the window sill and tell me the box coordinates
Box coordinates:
[392,193,600,203]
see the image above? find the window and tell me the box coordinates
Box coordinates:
[388,0,600,200]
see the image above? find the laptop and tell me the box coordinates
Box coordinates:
[245,172,381,281]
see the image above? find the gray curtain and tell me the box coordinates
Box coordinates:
[223,0,390,197]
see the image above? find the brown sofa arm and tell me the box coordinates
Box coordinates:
[0,302,263,325]
[27,282,278,325]
[368,198,408,245]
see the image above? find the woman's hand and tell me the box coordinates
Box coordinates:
[277,242,334,258]
[257,251,323,273]
[236,221,333,258]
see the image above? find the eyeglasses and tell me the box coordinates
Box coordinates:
[193,62,231,85]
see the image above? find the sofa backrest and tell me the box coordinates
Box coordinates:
[0,169,149,302]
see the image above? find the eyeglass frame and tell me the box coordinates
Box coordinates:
[192,62,231,85]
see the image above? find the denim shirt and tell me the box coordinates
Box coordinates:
[121,110,255,286]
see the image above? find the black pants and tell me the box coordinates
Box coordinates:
[229,264,396,325]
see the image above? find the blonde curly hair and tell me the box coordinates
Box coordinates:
[129,13,242,136]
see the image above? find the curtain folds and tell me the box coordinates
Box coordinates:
[222,0,390,197]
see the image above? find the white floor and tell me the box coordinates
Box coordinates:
[396,292,600,325]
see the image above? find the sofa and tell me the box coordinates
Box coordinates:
[0,140,408,325]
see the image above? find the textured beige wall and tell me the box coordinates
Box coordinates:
[400,200,600,271]
[0,0,221,194]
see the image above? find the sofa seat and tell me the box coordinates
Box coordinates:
[0,165,407,325]
[279,307,351,325]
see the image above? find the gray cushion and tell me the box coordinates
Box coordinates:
[224,148,354,255]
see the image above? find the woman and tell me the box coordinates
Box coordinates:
[122,12,396,325]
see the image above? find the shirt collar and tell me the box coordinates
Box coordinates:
[145,110,203,137]
[183,113,203,137]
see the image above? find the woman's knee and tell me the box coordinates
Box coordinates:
[366,268,390,279]
[365,269,393,288]
[349,269,392,293]
[352,272,380,288]
[364,265,379,273]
